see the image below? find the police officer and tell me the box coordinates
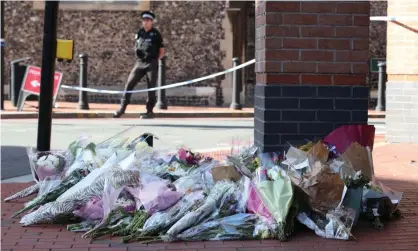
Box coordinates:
[114,11,165,119]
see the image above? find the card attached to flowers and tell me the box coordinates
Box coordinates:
[211,165,242,183]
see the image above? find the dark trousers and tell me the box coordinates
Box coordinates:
[120,60,158,113]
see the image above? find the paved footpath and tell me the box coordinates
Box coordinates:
[1,101,385,119]
[2,143,417,251]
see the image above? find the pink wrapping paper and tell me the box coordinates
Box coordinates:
[246,182,273,219]
[323,125,375,154]
[127,179,182,215]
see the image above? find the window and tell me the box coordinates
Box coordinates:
[33,1,150,11]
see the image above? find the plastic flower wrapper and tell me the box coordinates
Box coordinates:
[254,168,293,240]
[361,180,403,229]
[12,168,90,218]
[20,166,140,226]
[135,148,172,173]
[26,136,89,183]
[82,196,138,239]
[166,181,240,237]
[96,130,130,150]
[246,181,272,219]
[73,197,104,220]
[328,155,356,180]
[171,213,258,241]
[139,190,205,237]
[204,180,246,223]
[124,172,182,215]
[173,160,217,194]
[226,146,258,178]
[59,153,120,202]
[4,183,40,202]
[253,215,279,240]
[64,142,125,177]
[323,125,375,154]
[27,147,67,181]
[296,206,356,240]
[297,163,346,215]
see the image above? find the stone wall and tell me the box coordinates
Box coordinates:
[3,1,389,107]
[3,1,226,106]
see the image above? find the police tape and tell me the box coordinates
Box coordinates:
[61,59,256,94]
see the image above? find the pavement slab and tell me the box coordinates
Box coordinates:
[0,101,385,119]
[1,143,418,251]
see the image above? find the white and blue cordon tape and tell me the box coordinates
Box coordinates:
[61,59,256,94]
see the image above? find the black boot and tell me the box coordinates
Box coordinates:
[140,111,154,119]
[113,104,127,118]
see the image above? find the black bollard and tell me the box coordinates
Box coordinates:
[78,53,89,110]
[140,133,153,147]
[37,1,59,152]
[156,56,167,110]
[375,61,387,111]
[230,57,242,110]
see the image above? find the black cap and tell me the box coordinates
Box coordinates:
[141,11,155,20]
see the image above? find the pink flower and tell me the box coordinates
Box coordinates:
[178,148,188,161]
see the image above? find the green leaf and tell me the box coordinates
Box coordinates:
[85,142,97,156]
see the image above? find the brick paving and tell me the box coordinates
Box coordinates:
[2,143,417,251]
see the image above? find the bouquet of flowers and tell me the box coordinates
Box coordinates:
[139,190,205,238]
[12,168,89,218]
[296,206,356,240]
[20,167,140,226]
[125,173,182,215]
[82,197,138,239]
[173,214,258,241]
[166,181,240,237]
[253,216,279,240]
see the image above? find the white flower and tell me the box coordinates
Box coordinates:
[37,155,60,171]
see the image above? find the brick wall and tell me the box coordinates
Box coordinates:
[387,0,418,80]
[254,1,370,152]
[255,1,369,86]
[3,1,226,106]
[385,0,418,143]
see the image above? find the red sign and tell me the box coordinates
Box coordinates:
[22,66,63,97]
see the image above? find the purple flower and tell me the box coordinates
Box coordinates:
[123,204,136,213]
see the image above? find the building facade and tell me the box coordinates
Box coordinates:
[385,0,418,143]
[3,1,387,108]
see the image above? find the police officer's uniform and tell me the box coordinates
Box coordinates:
[114,11,164,118]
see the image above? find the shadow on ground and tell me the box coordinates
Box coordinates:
[1,146,31,180]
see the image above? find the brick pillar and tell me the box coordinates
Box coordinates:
[386,0,418,143]
[254,1,370,153]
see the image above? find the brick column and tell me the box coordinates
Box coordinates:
[386,0,418,143]
[254,1,370,153]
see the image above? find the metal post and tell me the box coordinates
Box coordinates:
[375,61,387,111]
[230,57,242,110]
[1,1,5,110]
[156,56,167,110]
[36,1,59,152]
[78,53,89,110]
